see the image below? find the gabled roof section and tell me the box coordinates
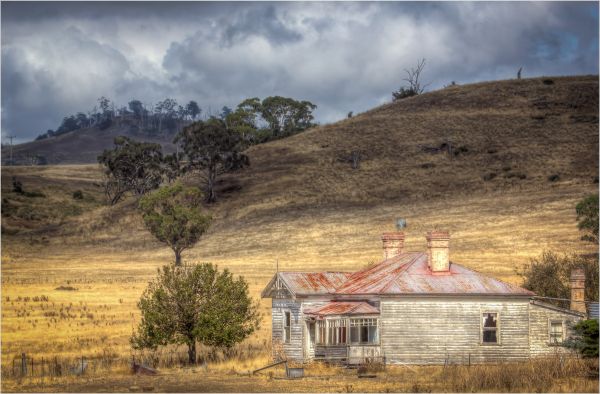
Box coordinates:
[335,252,534,296]
[304,302,380,317]
[261,272,352,298]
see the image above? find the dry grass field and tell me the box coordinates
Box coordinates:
[1,76,598,392]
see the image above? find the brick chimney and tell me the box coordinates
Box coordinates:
[570,268,586,314]
[426,231,450,272]
[381,232,405,259]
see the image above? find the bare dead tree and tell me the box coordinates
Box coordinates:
[393,58,430,101]
[403,58,429,94]
[517,67,523,80]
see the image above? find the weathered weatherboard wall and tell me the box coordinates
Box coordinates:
[529,302,581,357]
[380,297,531,364]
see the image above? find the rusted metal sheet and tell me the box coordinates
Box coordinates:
[304,301,379,316]
[335,252,534,296]
[278,272,352,295]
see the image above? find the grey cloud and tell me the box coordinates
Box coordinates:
[1,1,598,142]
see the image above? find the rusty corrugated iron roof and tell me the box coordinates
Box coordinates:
[334,252,534,296]
[278,272,352,295]
[263,252,533,298]
[304,301,380,316]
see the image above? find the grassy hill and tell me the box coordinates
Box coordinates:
[1,75,598,368]
[1,121,178,165]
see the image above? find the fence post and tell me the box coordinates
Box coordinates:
[21,353,27,377]
[81,356,85,375]
[31,356,34,377]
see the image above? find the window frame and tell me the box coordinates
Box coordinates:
[327,319,348,345]
[548,319,565,345]
[316,320,327,345]
[283,311,291,344]
[349,317,379,345]
[480,311,501,346]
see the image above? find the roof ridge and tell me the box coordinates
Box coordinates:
[380,252,425,293]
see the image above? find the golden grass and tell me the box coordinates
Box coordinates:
[2,356,597,393]
[1,76,598,391]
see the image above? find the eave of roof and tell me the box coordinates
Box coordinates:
[304,301,380,316]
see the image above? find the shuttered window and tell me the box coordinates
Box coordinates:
[482,312,498,344]
[284,311,291,343]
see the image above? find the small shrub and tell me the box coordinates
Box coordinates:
[566,319,599,358]
[72,190,84,200]
[23,190,46,198]
[392,87,418,101]
[543,79,554,85]
[483,173,497,181]
[421,163,435,169]
[487,148,498,154]
[12,177,23,194]
[505,172,527,180]
[453,145,469,156]
[548,174,560,182]
[55,285,78,291]
[502,166,512,172]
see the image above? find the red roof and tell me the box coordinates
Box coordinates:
[277,272,352,295]
[304,302,380,316]
[334,252,534,296]
[263,252,534,298]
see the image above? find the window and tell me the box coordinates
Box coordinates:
[482,312,498,344]
[350,318,379,344]
[284,311,291,343]
[327,319,347,345]
[549,320,563,344]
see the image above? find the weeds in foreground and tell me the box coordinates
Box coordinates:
[442,355,598,392]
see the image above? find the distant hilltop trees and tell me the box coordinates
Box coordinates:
[35,96,203,141]
[35,95,318,145]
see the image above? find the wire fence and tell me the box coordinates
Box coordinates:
[3,353,125,380]
[2,342,271,381]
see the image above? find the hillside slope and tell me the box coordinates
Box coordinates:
[2,122,178,165]
[221,75,598,215]
[2,75,598,278]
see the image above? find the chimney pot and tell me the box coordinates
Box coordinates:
[570,268,586,314]
[381,232,405,259]
[426,231,450,272]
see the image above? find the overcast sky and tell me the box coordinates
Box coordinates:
[2,1,598,143]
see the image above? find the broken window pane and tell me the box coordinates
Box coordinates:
[482,312,498,344]
[483,313,497,328]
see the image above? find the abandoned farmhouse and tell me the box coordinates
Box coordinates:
[261,231,588,365]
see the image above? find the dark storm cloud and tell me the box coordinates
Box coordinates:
[1,1,598,143]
